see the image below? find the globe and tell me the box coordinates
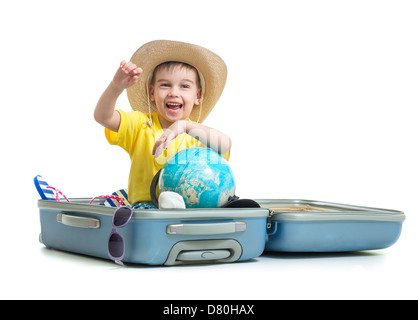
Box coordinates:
[159,148,236,208]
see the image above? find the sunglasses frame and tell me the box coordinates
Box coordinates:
[107,206,134,265]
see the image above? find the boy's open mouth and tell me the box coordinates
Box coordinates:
[166,103,183,111]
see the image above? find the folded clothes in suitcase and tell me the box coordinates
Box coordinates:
[38,198,270,265]
[258,199,405,252]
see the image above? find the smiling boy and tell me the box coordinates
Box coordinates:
[94,40,231,207]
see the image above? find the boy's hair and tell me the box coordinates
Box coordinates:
[150,61,202,89]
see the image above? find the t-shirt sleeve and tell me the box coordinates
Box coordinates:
[191,139,231,161]
[105,110,143,154]
[220,149,231,161]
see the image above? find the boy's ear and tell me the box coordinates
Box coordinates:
[194,88,202,105]
[149,85,155,101]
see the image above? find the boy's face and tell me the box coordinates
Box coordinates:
[149,65,201,128]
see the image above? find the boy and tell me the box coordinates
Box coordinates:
[94,40,231,207]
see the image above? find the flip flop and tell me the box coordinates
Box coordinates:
[33,175,56,201]
[101,189,130,207]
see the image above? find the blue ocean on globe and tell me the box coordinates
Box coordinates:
[159,148,236,208]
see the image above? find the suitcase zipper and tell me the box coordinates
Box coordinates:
[267,209,274,229]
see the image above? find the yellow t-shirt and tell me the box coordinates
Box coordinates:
[105,110,230,204]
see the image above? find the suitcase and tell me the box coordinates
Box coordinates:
[38,198,270,265]
[258,199,405,252]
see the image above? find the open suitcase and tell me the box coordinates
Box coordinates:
[38,198,270,265]
[38,197,405,265]
[258,199,405,252]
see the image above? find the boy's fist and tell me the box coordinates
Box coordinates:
[112,61,143,89]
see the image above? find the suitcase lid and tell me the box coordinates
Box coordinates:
[257,199,405,222]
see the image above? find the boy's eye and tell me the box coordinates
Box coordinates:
[181,85,190,89]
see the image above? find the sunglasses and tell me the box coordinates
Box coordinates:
[107,206,134,265]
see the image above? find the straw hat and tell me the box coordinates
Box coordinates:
[127,40,227,123]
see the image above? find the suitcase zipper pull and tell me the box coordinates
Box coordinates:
[267,209,274,229]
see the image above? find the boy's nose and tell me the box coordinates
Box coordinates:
[168,86,180,97]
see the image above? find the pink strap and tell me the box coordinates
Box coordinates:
[89,195,125,207]
[46,186,70,202]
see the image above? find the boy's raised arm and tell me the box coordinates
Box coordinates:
[94,61,142,132]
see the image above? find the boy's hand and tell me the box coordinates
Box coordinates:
[152,120,187,158]
[112,61,143,90]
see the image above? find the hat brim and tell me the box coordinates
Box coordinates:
[127,40,227,123]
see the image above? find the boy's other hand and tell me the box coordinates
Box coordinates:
[152,128,176,158]
[112,61,143,90]
[152,121,187,158]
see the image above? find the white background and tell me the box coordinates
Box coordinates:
[1,0,417,300]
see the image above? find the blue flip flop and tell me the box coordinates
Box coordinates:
[34,175,56,201]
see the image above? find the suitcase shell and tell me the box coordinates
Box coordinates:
[259,199,405,252]
[38,198,270,265]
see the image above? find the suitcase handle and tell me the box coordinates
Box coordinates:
[57,213,100,229]
[165,239,243,265]
[166,222,246,235]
